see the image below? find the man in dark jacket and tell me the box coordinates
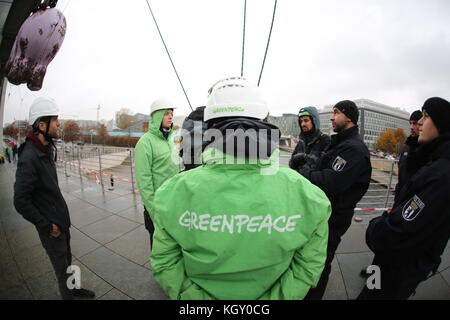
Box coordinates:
[394,110,422,201]
[358,97,450,300]
[179,106,208,171]
[289,106,331,171]
[297,100,372,299]
[14,97,95,300]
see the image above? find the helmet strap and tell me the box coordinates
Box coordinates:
[38,118,54,143]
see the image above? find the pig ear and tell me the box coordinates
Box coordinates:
[4,7,66,91]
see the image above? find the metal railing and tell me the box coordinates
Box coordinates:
[279,154,397,213]
[56,143,136,192]
[57,144,398,212]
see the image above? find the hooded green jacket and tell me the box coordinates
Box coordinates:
[150,148,331,300]
[135,109,179,219]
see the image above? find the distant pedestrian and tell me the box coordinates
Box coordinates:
[12,143,18,162]
[4,145,11,163]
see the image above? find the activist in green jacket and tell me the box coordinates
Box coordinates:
[150,77,331,300]
[135,99,179,243]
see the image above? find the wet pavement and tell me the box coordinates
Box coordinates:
[0,160,449,300]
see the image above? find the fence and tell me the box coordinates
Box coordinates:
[56,143,136,192]
[56,144,398,213]
[278,154,397,213]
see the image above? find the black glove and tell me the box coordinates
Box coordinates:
[289,153,307,170]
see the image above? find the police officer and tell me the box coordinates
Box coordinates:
[358,97,450,300]
[289,106,331,171]
[297,100,372,300]
[394,110,422,203]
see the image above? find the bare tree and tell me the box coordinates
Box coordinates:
[97,124,108,143]
[63,120,81,142]
[116,108,134,129]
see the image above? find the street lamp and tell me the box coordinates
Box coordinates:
[90,129,95,145]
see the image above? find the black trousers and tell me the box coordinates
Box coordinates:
[143,208,155,250]
[304,216,353,300]
[356,256,429,300]
[37,228,73,300]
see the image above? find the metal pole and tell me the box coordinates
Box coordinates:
[63,142,69,177]
[77,145,82,183]
[97,147,104,191]
[384,161,395,207]
[70,144,74,171]
[129,149,135,193]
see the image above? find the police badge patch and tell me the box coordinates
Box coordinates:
[402,195,425,221]
[332,156,347,171]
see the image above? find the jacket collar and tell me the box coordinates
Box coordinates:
[407,132,450,169]
[26,132,52,157]
[331,125,359,145]
[429,132,450,160]
[201,147,279,170]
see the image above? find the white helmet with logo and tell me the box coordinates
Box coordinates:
[204,77,269,122]
[150,98,177,115]
[29,97,59,127]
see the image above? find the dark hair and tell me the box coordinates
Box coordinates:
[33,116,52,131]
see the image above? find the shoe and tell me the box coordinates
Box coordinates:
[70,288,95,298]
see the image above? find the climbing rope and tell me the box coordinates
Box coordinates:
[241,0,247,77]
[144,0,193,111]
[257,0,277,87]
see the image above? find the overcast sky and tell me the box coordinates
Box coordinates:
[3,0,450,124]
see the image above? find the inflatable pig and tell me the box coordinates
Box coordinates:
[4,7,66,91]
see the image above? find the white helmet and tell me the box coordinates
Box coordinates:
[150,98,177,115]
[204,77,269,122]
[29,97,59,126]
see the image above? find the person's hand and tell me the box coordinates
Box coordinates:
[289,153,307,170]
[50,224,61,238]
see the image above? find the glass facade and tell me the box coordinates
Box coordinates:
[267,114,299,137]
[362,110,409,150]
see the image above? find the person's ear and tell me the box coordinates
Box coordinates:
[38,121,47,132]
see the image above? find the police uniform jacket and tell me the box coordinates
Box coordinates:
[394,135,419,204]
[299,126,372,233]
[366,133,450,274]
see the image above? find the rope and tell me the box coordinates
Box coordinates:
[257,0,277,87]
[144,0,193,111]
[241,0,247,77]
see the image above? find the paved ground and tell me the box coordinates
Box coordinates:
[0,160,449,300]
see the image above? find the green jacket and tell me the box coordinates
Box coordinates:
[135,109,179,220]
[150,148,331,300]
